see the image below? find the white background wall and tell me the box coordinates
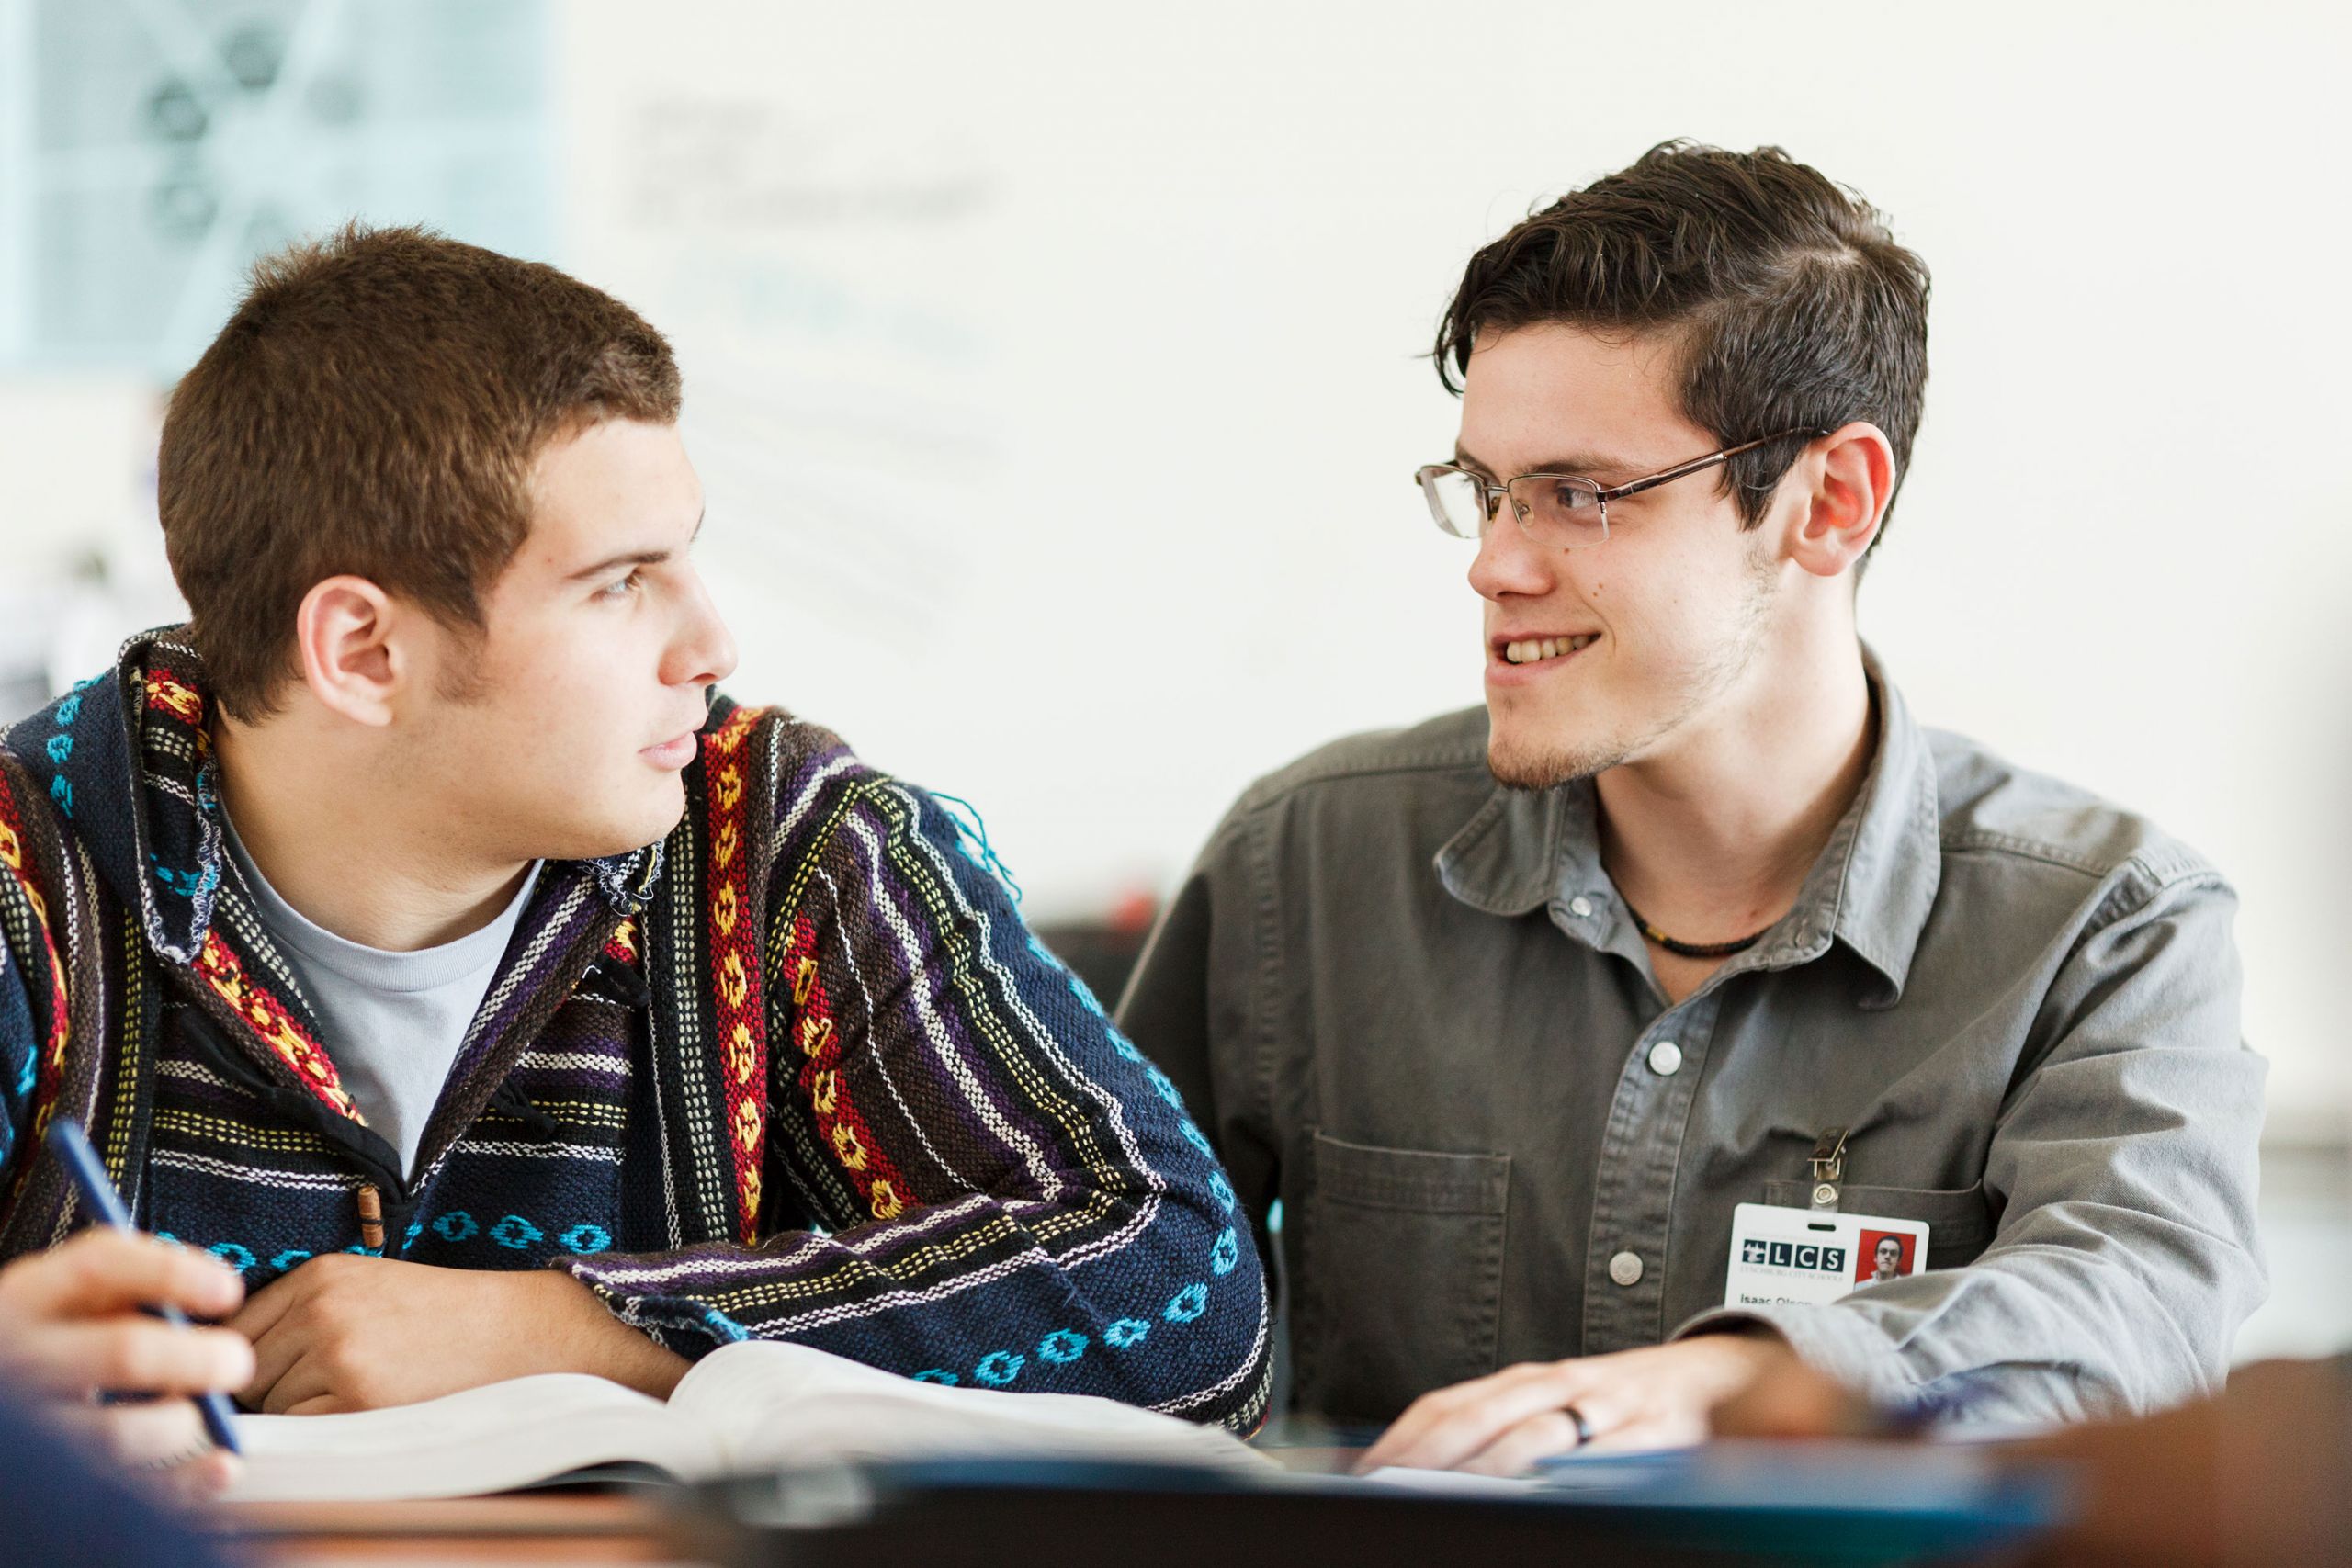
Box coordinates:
[6,0,2350,1134]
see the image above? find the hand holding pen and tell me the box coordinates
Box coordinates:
[0,1121,254,1499]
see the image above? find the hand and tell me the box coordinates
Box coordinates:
[1719,1352,2349,1568]
[1706,1341,1871,1438]
[0,1228,255,1501]
[1357,1333,1788,1475]
[231,1255,689,1415]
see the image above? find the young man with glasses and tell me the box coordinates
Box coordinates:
[1117,142,2265,1471]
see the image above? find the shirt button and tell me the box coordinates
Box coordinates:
[1569,896,1593,918]
[1609,1250,1645,1288]
[1647,1040,1683,1077]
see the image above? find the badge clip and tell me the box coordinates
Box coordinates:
[1809,1126,1849,1212]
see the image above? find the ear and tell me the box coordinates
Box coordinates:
[291,577,404,728]
[1787,422,1896,581]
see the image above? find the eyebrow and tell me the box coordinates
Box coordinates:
[1453,446,1640,479]
[564,509,706,582]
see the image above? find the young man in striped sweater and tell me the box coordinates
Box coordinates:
[0,225,1270,1490]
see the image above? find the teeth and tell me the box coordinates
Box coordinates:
[1503,635,1597,664]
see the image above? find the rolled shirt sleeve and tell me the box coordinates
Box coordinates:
[1679,863,2268,1423]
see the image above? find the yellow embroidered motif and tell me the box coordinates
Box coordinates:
[142,672,202,721]
[831,1122,868,1171]
[196,933,360,1121]
[799,1015,833,1057]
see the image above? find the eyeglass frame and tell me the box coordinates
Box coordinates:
[1414,425,1831,548]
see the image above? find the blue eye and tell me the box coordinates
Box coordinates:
[600,570,643,600]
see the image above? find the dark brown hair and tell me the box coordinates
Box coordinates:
[158,222,681,722]
[1435,141,1929,542]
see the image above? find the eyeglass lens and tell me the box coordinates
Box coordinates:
[1419,468,1607,549]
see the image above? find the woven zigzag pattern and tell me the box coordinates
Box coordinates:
[0,633,1272,1431]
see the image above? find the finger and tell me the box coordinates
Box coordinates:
[1,1230,244,1322]
[1355,1360,1566,1470]
[1581,1405,1710,1454]
[283,1393,353,1416]
[11,1319,254,1399]
[240,1311,316,1412]
[48,1397,214,1469]
[74,1406,245,1506]
[156,1450,243,1505]
[259,1345,341,1416]
[1360,1362,1589,1473]
[224,1264,309,1347]
[1459,1409,1588,1477]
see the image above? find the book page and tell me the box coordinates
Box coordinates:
[222,1372,725,1502]
[672,1341,1275,1477]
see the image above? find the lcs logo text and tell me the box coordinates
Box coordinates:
[1739,1238,1848,1273]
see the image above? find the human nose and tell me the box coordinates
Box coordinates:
[1465,493,1553,603]
[668,567,739,691]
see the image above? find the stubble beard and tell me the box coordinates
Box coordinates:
[1486,552,1777,793]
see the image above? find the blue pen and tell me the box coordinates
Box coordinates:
[44,1118,243,1455]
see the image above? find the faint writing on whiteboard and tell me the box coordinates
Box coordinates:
[606,94,1003,650]
[626,97,990,231]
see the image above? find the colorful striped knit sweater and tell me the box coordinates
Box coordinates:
[0,630,1272,1430]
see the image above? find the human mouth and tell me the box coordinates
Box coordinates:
[1493,634,1599,667]
[640,732,699,769]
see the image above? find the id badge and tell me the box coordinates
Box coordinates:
[1724,1201,1929,1309]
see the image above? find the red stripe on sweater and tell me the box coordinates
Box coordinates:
[779,910,912,1226]
[0,764,76,1151]
[703,708,771,1242]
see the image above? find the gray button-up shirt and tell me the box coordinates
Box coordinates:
[1117,669,2267,1427]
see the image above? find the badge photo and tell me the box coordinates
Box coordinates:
[1858,1228,1918,1284]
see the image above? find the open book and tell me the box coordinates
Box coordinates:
[223,1340,1272,1502]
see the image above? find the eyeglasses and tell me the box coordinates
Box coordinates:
[1414,427,1828,550]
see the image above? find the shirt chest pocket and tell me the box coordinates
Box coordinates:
[1300,1131,1510,1423]
[1762,1179,1999,1269]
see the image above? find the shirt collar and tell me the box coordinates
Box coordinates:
[1435,651,1941,1006]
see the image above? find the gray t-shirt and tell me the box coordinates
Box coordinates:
[220,818,541,1180]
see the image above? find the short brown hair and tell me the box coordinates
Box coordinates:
[1435,141,1929,545]
[158,223,681,722]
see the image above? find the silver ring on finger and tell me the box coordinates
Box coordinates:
[1563,1404,1594,1449]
